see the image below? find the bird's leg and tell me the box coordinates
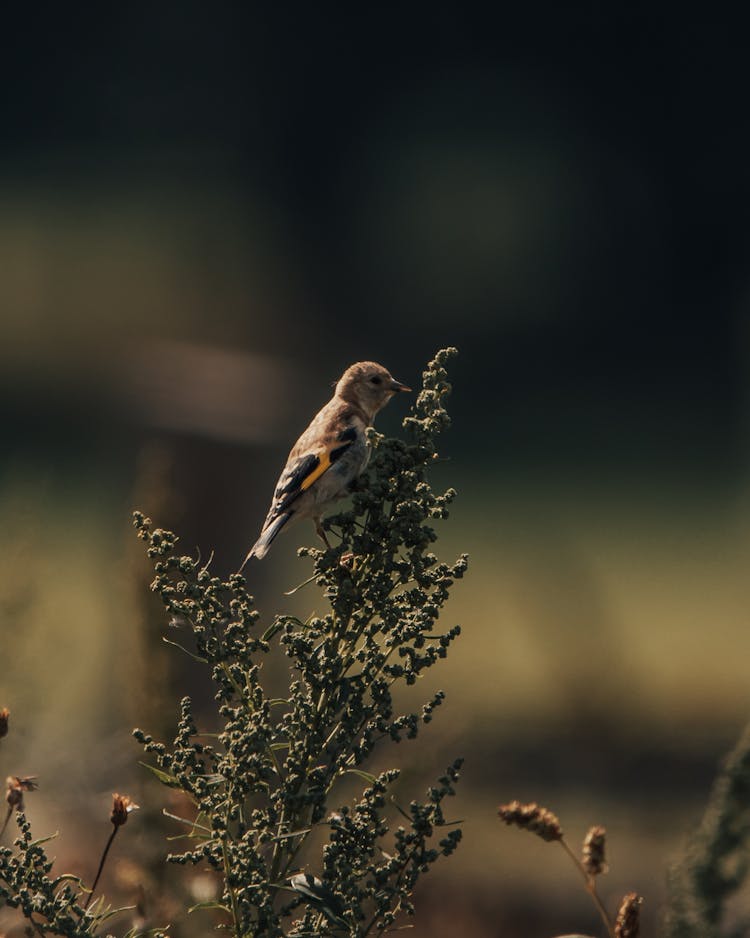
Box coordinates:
[315,517,355,567]
[315,518,353,566]
[315,518,332,549]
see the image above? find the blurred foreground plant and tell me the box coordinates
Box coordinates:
[0,782,144,937]
[664,719,750,938]
[132,348,466,936]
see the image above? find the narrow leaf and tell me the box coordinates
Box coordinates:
[163,809,212,835]
[284,574,318,596]
[262,620,286,641]
[139,761,181,788]
[343,768,378,784]
[188,900,231,914]
[162,636,209,664]
[95,903,137,923]
[271,827,312,841]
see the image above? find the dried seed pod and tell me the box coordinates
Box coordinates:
[498,800,563,842]
[582,825,608,876]
[615,891,643,938]
[5,776,38,812]
[111,793,139,827]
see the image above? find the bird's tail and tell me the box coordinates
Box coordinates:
[240,513,291,568]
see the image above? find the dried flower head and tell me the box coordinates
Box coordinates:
[5,776,38,812]
[0,708,9,739]
[111,793,139,827]
[498,800,563,842]
[615,891,643,938]
[582,824,608,876]
[5,779,23,812]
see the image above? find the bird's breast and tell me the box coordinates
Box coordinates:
[311,435,368,505]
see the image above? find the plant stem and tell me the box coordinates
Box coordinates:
[221,833,243,936]
[559,837,615,938]
[84,824,118,911]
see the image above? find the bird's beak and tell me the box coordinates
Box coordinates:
[389,378,411,393]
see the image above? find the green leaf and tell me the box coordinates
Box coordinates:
[283,574,318,596]
[203,773,226,787]
[53,872,86,888]
[94,903,137,924]
[188,900,231,915]
[163,809,212,835]
[139,761,181,788]
[30,831,60,847]
[343,768,378,784]
[271,827,311,841]
[123,924,172,937]
[262,619,286,641]
[162,636,209,664]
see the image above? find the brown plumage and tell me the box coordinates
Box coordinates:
[242,362,410,564]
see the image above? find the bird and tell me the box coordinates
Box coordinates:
[242,361,411,564]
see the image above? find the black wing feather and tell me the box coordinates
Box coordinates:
[269,426,357,517]
[274,453,320,512]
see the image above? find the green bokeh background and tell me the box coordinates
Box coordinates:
[2,7,750,936]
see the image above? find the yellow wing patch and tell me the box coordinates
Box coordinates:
[300,451,332,491]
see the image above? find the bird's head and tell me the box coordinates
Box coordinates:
[335,361,411,420]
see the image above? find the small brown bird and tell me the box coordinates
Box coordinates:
[243,361,410,563]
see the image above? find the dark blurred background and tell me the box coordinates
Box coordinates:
[2,5,750,936]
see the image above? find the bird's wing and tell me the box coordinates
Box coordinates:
[269,426,358,517]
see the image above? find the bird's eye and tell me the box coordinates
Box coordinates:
[370,376,382,385]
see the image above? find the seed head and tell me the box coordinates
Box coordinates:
[498,800,563,842]
[5,776,38,812]
[6,781,23,811]
[0,708,9,739]
[111,793,139,827]
[582,824,608,876]
[615,891,643,938]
